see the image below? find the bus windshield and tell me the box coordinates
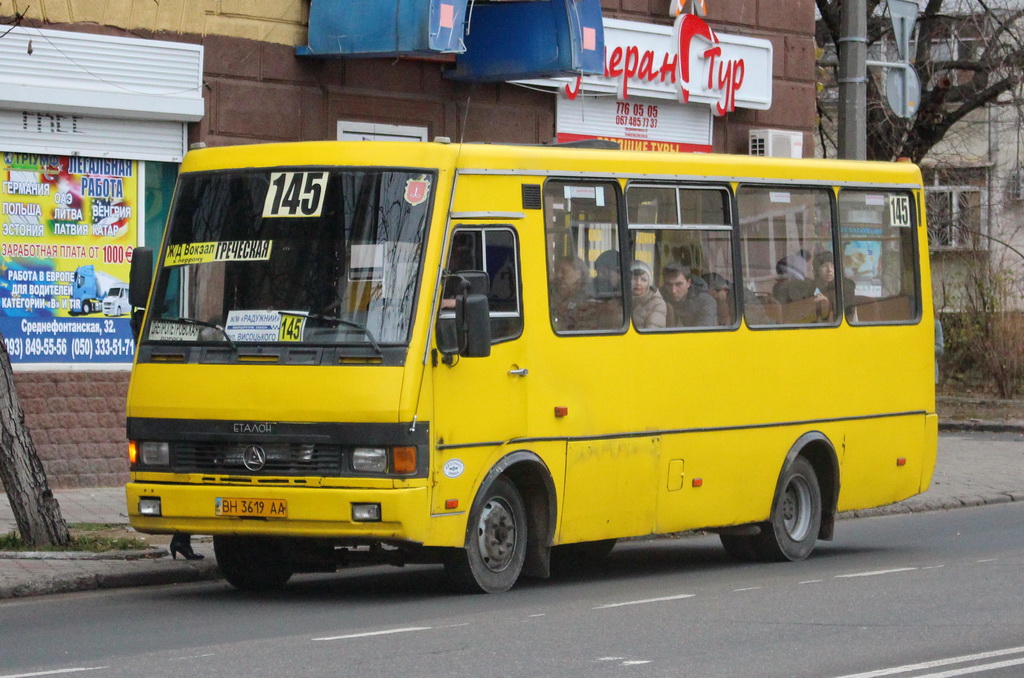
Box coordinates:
[143,168,434,350]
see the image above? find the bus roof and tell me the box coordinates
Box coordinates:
[180,140,923,187]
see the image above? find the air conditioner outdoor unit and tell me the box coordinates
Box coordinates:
[749,129,804,158]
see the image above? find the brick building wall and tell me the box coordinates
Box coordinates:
[7,0,818,151]
[1,0,817,490]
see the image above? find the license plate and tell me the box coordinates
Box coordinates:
[216,497,287,518]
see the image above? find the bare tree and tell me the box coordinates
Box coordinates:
[0,12,72,547]
[816,0,1024,162]
[0,335,71,547]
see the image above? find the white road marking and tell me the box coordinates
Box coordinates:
[0,669,109,678]
[313,626,432,641]
[800,579,824,584]
[597,657,651,666]
[168,654,216,661]
[976,558,997,563]
[915,656,1024,677]
[833,644,1024,677]
[594,593,695,609]
[733,587,761,592]
[835,567,918,578]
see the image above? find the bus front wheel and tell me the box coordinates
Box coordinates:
[446,476,527,593]
[758,456,822,561]
[214,536,293,591]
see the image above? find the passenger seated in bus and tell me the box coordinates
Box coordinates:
[563,250,624,331]
[630,260,667,329]
[703,272,735,325]
[772,252,811,300]
[549,255,591,331]
[775,251,811,280]
[593,250,621,297]
[772,251,828,322]
[660,263,716,327]
[812,251,855,322]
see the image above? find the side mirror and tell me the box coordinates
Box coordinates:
[457,293,491,357]
[129,247,154,342]
[129,247,154,308]
[436,270,491,359]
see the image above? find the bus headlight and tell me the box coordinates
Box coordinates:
[139,442,170,466]
[352,447,387,473]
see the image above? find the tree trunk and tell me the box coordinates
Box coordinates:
[0,334,71,547]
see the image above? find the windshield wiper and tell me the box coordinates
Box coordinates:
[276,311,382,355]
[164,317,237,350]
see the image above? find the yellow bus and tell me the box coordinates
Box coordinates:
[125,140,937,593]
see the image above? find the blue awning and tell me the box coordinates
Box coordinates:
[448,0,604,81]
[297,0,469,57]
[297,0,605,82]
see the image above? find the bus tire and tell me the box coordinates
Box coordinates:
[445,476,527,593]
[756,456,821,561]
[214,536,293,592]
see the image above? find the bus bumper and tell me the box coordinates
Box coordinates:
[126,482,434,544]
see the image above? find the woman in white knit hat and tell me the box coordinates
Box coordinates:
[630,260,667,329]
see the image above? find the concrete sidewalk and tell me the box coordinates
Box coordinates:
[1,426,1023,599]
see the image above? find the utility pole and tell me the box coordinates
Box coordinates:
[838,0,867,160]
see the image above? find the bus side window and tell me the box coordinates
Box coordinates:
[626,183,736,331]
[440,227,523,344]
[543,180,626,333]
[737,186,838,327]
[838,190,919,324]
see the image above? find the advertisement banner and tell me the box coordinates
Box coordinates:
[521,17,773,114]
[0,152,138,365]
[556,95,713,152]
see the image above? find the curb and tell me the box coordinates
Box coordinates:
[0,547,168,561]
[841,490,1024,519]
[939,420,1024,434]
[0,561,221,599]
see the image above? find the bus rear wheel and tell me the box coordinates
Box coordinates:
[214,536,293,591]
[756,456,821,561]
[445,476,527,593]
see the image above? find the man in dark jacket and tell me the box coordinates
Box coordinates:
[660,263,717,327]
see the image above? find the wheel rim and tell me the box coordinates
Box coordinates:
[781,475,812,541]
[476,496,518,573]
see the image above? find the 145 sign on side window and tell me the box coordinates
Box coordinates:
[263,171,328,218]
[889,194,912,228]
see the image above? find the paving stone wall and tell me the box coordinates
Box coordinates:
[9,371,130,489]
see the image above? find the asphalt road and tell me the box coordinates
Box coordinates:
[2,501,1024,678]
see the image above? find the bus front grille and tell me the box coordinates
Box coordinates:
[172,442,344,475]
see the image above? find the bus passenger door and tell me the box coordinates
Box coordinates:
[431,225,528,469]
